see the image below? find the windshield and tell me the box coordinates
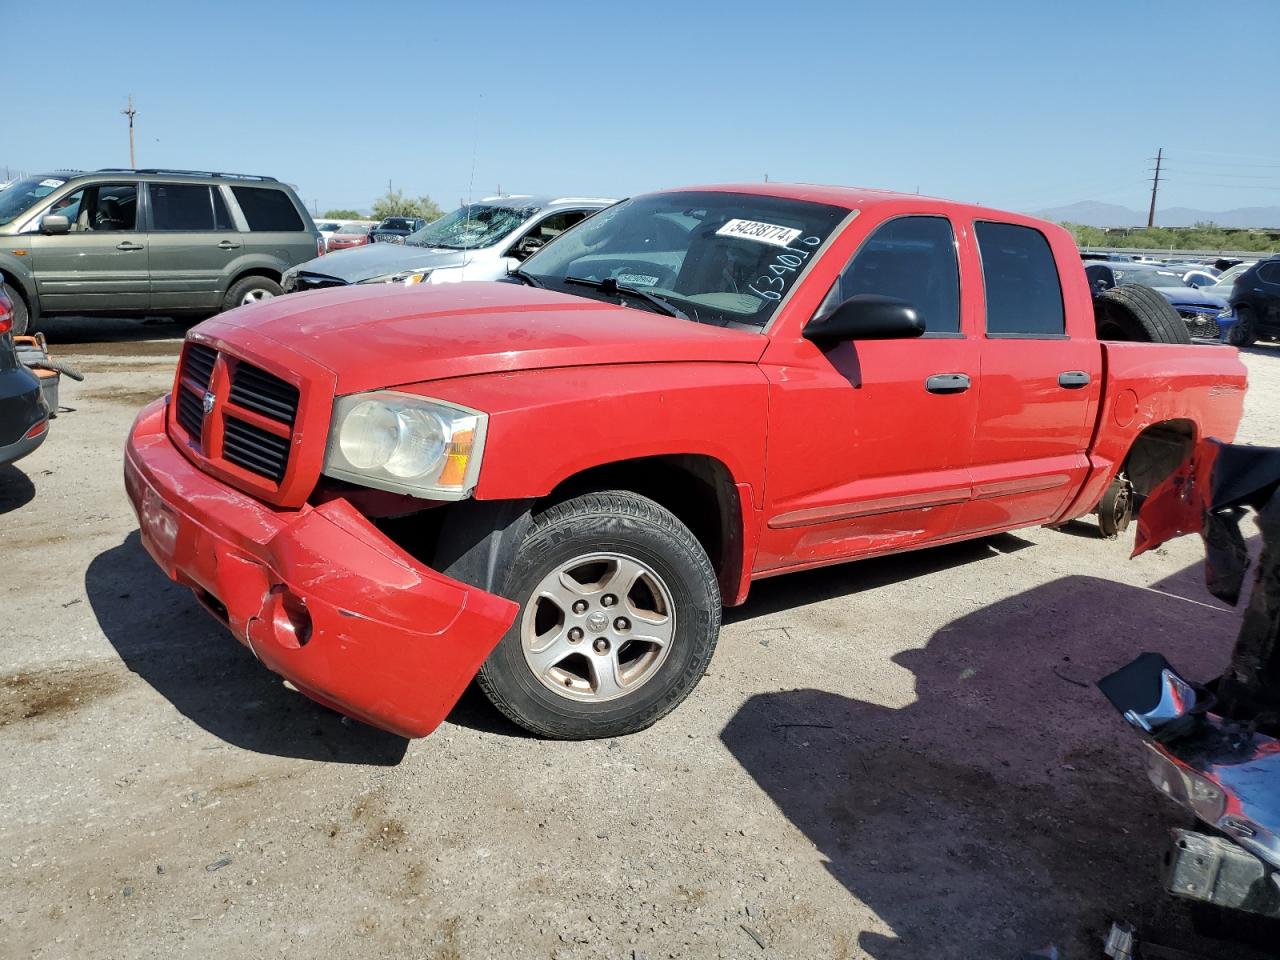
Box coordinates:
[1111,267,1188,288]
[380,218,415,231]
[1213,263,1250,288]
[407,204,536,249]
[518,191,849,328]
[0,176,68,226]
[316,221,342,231]
[337,223,369,234]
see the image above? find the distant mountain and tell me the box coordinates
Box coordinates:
[1031,200,1280,229]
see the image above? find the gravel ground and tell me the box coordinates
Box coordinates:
[3,318,1280,960]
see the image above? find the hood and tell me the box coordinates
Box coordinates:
[1153,286,1230,310]
[300,243,471,283]
[203,281,767,394]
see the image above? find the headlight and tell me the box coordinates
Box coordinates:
[1217,308,1234,320]
[357,269,433,286]
[323,392,487,499]
[1144,742,1227,825]
[281,266,299,292]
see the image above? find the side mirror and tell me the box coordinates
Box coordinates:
[41,214,70,235]
[804,294,925,344]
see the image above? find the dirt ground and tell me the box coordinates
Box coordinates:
[3,317,1280,960]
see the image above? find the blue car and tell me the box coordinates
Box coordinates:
[1085,261,1235,342]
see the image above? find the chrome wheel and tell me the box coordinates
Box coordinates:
[521,552,676,703]
[241,288,275,305]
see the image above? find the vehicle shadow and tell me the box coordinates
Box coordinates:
[719,570,1268,959]
[85,532,408,764]
[37,315,194,349]
[0,464,36,515]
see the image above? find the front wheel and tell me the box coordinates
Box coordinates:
[476,491,721,739]
[2,283,30,335]
[1227,306,1257,347]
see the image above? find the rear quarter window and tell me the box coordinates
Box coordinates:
[231,186,305,232]
[975,221,1065,336]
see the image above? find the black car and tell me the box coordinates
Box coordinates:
[369,216,427,244]
[0,289,49,467]
[1225,255,1280,346]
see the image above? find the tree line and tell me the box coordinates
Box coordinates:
[323,188,444,223]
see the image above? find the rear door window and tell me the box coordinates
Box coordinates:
[1258,262,1280,284]
[975,221,1065,336]
[150,183,221,231]
[230,186,304,231]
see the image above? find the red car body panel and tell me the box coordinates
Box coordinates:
[125,399,517,737]
[123,182,1249,737]
[326,233,369,250]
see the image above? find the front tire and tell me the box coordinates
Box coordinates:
[1227,306,1257,347]
[476,491,721,740]
[1097,472,1134,539]
[222,275,282,312]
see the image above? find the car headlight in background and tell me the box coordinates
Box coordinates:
[357,269,433,286]
[323,391,487,499]
[281,266,299,293]
[1217,308,1234,320]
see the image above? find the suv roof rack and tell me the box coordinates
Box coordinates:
[95,168,279,182]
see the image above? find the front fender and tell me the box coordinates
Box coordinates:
[413,362,771,506]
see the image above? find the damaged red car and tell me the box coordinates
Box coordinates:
[124,184,1247,740]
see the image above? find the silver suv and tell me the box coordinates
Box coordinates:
[281,195,614,292]
[0,168,322,334]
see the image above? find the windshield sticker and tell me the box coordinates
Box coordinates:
[716,218,803,248]
[39,178,66,188]
[617,273,659,287]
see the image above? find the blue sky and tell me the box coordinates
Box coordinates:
[6,0,1279,216]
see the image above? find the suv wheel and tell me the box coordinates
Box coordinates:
[2,283,30,335]
[1227,306,1257,347]
[223,276,283,312]
[475,491,721,740]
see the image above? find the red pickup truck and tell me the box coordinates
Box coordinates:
[124,183,1247,741]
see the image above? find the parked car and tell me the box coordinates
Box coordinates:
[1085,261,1235,341]
[314,220,348,246]
[0,168,323,334]
[0,288,49,467]
[1080,252,1133,262]
[370,217,427,244]
[325,222,373,252]
[1222,255,1280,346]
[281,195,615,292]
[1181,269,1220,289]
[126,183,1246,741]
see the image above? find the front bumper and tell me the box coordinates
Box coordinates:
[123,397,517,738]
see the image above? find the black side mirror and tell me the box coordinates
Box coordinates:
[41,214,70,235]
[804,294,925,345]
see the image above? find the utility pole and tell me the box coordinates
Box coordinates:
[1147,147,1163,228]
[122,95,138,169]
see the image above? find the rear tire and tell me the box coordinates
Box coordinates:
[222,276,282,312]
[1227,306,1257,347]
[2,283,30,335]
[475,491,721,740]
[1094,284,1191,344]
[1096,472,1134,539]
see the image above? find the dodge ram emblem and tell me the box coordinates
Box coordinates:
[202,391,217,415]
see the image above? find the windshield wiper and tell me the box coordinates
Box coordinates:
[508,268,543,288]
[564,276,689,321]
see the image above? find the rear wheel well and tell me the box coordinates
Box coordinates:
[543,455,742,602]
[1124,419,1196,496]
[229,267,281,288]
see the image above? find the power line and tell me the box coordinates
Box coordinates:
[121,94,138,169]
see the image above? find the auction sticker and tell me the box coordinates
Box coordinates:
[715,219,803,247]
[39,178,65,188]
[618,273,659,286]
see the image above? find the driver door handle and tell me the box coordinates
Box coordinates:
[925,373,971,394]
[115,241,144,251]
[1058,370,1091,389]
[217,240,241,250]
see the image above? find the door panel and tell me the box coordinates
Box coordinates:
[147,182,242,310]
[958,339,1100,533]
[28,182,147,312]
[954,220,1101,535]
[756,337,980,571]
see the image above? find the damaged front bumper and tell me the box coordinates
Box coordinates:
[123,398,517,738]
